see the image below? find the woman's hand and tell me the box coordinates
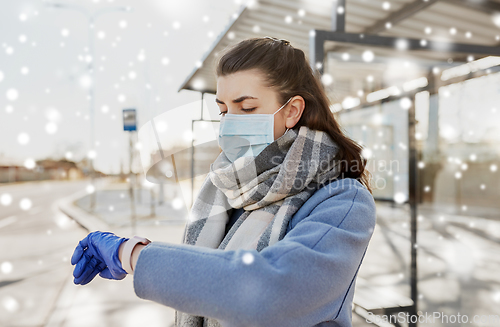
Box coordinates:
[71,231,129,285]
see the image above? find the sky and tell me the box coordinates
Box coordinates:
[0,0,241,174]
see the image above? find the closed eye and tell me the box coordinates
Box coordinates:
[219,108,256,116]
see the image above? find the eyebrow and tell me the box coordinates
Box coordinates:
[215,95,258,104]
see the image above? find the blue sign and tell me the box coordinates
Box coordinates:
[123,108,137,131]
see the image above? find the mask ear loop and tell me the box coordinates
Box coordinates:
[274,97,293,116]
[274,97,293,137]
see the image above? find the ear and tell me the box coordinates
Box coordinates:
[285,95,305,129]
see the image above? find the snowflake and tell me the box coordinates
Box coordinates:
[2,296,19,312]
[45,122,58,134]
[17,133,30,145]
[19,198,32,211]
[24,158,36,169]
[242,252,254,265]
[6,89,18,101]
[362,50,374,62]
[1,261,13,274]
[0,193,13,206]
[86,185,95,194]
[172,197,184,210]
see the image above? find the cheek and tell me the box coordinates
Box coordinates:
[272,113,286,141]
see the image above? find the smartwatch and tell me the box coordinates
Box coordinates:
[122,236,151,275]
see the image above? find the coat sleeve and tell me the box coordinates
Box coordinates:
[132,183,376,327]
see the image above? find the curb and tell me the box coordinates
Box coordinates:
[56,186,187,232]
[56,189,110,232]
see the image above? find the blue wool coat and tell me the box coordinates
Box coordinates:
[133,177,377,327]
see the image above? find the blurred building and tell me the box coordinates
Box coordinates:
[0,156,93,183]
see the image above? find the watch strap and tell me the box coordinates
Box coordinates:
[122,236,151,275]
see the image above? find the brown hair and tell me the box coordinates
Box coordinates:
[216,37,373,193]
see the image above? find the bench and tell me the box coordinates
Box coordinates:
[352,277,414,327]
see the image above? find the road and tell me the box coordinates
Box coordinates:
[0,180,89,326]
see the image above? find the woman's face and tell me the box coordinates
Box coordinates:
[216,68,304,141]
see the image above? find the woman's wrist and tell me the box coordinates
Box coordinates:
[118,240,126,265]
[131,244,147,271]
[118,240,148,272]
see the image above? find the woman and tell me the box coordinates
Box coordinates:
[71,37,377,327]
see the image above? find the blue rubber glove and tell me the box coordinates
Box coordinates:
[71,231,129,285]
[72,246,107,285]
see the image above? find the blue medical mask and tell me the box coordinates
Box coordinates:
[218,97,293,162]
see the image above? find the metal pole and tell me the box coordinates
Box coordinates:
[88,16,96,212]
[200,92,205,120]
[142,57,162,206]
[129,132,136,235]
[408,96,419,326]
[309,31,324,75]
[191,119,195,209]
[331,0,346,32]
[133,132,142,205]
[158,181,164,205]
[309,0,346,75]
[150,187,156,217]
[190,93,205,208]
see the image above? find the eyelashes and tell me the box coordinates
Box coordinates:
[218,108,256,116]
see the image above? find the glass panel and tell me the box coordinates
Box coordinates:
[432,73,500,218]
[137,99,221,210]
[338,101,408,201]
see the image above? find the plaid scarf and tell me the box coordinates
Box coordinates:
[175,125,342,327]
